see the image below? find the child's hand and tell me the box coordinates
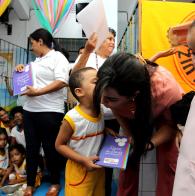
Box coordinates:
[0,168,6,176]
[82,155,102,171]
[158,48,177,58]
[8,179,17,185]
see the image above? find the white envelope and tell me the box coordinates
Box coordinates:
[77,0,109,50]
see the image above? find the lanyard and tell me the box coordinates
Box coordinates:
[95,53,99,70]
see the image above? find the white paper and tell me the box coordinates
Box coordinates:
[172,96,195,195]
[77,0,109,49]
[179,96,195,160]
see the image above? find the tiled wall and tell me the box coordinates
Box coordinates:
[139,150,157,196]
[111,150,157,196]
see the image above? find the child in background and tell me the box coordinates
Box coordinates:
[8,144,27,185]
[0,128,9,187]
[10,106,26,148]
[0,144,42,187]
[55,67,105,196]
[0,107,15,138]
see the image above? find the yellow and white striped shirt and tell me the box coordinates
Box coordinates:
[65,105,104,157]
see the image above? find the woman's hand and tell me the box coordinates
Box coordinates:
[145,141,155,151]
[82,155,102,171]
[84,32,98,54]
[22,86,40,96]
[175,128,183,150]
[15,64,25,72]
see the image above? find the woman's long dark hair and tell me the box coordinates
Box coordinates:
[30,28,61,51]
[94,52,154,163]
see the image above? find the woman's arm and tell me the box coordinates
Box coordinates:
[55,119,101,171]
[22,80,67,96]
[72,33,97,73]
[150,116,177,147]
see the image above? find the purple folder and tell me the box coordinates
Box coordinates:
[13,64,33,96]
[96,135,130,169]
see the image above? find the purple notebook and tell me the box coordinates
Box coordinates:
[96,135,130,169]
[13,64,33,96]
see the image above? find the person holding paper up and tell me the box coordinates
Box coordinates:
[15,28,69,196]
[72,28,116,73]
[55,67,105,196]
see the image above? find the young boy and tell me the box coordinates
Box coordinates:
[55,67,105,196]
[10,106,26,148]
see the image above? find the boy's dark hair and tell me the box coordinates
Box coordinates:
[9,143,26,156]
[69,67,96,101]
[0,128,8,140]
[10,106,23,118]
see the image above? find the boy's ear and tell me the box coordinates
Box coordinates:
[74,88,84,97]
[38,38,43,45]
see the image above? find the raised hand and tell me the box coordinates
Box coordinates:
[84,32,98,54]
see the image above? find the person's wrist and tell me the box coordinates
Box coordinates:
[80,157,88,167]
[146,141,155,151]
[35,88,42,96]
[84,48,92,54]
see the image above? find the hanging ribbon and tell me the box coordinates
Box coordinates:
[0,0,11,17]
[32,0,75,34]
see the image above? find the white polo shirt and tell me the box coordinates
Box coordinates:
[10,126,26,148]
[74,52,106,70]
[23,50,69,113]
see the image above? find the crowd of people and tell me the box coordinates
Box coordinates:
[0,20,195,196]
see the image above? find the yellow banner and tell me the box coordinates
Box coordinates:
[0,0,11,17]
[141,0,195,92]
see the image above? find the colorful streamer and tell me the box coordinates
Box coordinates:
[32,0,75,34]
[0,0,11,17]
